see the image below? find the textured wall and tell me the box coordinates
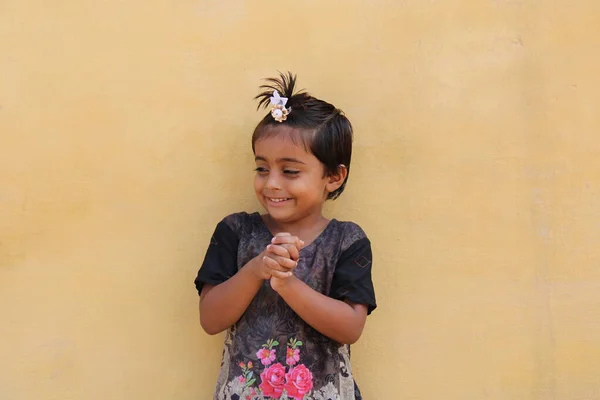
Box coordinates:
[1,1,599,399]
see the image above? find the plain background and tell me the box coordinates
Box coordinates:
[1,1,599,399]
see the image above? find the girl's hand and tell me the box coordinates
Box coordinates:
[251,251,292,280]
[270,272,295,293]
[268,233,304,291]
[271,233,305,261]
[263,244,297,279]
[251,234,302,280]
[267,233,304,274]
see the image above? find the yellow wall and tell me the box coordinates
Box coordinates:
[1,1,599,399]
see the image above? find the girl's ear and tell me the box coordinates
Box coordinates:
[325,165,348,194]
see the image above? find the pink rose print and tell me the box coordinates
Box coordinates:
[286,347,300,366]
[256,348,277,366]
[284,364,314,400]
[238,375,246,384]
[259,363,286,398]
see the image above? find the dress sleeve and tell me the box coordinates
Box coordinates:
[194,219,239,295]
[329,237,377,315]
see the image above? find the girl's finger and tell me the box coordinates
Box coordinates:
[267,243,299,261]
[271,269,293,279]
[263,256,294,272]
[271,255,297,270]
[264,255,296,271]
[271,235,305,250]
[266,244,291,259]
[263,257,292,278]
[280,244,299,261]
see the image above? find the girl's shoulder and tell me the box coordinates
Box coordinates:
[218,211,262,237]
[327,218,370,253]
[220,210,254,224]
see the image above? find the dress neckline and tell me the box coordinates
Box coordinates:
[252,212,337,251]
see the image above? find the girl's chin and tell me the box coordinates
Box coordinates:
[262,206,298,223]
[265,208,293,219]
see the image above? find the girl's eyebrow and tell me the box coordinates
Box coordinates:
[254,156,307,165]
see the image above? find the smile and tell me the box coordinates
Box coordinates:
[267,197,292,203]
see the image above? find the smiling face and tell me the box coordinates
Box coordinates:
[253,127,339,224]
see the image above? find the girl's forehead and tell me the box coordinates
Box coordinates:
[253,129,315,159]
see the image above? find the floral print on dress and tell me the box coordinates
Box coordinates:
[284,364,314,399]
[233,338,315,399]
[257,339,278,366]
[238,361,257,390]
[259,363,286,398]
[286,338,301,366]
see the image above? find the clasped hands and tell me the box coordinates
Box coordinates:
[253,233,304,291]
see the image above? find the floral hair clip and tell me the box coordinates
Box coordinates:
[270,90,291,122]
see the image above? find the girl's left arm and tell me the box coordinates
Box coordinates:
[272,276,368,345]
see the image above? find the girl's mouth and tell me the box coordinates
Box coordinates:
[267,197,292,204]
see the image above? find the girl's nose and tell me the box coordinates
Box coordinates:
[265,173,282,190]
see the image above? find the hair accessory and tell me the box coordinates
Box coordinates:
[269,90,291,122]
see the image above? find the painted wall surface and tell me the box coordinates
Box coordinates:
[1,1,599,399]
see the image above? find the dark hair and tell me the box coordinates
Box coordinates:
[252,72,353,200]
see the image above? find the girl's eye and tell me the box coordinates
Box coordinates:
[255,167,268,173]
[283,170,300,175]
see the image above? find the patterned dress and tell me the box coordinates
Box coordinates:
[195,212,376,400]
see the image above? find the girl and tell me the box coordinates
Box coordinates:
[194,72,376,400]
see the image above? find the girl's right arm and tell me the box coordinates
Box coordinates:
[199,256,264,335]
[199,245,297,335]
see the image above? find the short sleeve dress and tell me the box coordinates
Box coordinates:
[194,212,377,400]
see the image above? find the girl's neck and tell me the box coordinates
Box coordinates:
[262,212,330,243]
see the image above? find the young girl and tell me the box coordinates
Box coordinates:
[194,73,376,400]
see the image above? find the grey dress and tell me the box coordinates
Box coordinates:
[195,212,376,400]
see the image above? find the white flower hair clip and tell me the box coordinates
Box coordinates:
[270,90,291,122]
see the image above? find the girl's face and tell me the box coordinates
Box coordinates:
[253,129,333,224]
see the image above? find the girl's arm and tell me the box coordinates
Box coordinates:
[199,256,264,335]
[199,247,297,335]
[271,276,368,345]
